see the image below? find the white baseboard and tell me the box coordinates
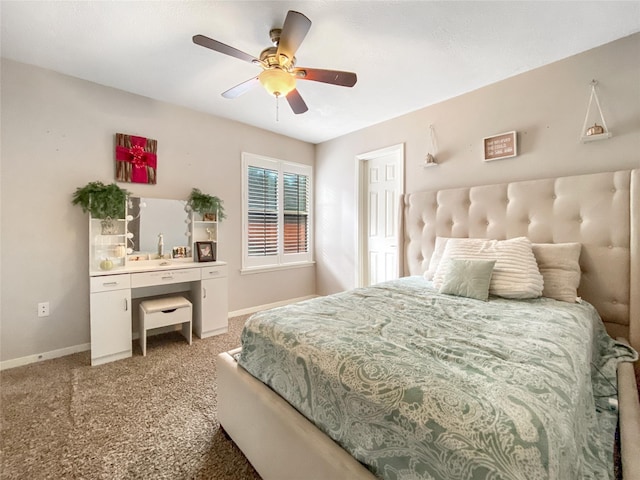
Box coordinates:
[1,343,91,371]
[228,295,318,318]
[0,295,319,371]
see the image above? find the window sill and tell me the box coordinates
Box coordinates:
[240,261,315,276]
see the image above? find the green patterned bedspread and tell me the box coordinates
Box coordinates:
[238,276,637,480]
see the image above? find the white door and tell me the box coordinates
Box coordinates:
[358,145,404,287]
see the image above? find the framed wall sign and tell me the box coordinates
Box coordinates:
[483,131,517,161]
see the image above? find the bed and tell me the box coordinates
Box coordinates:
[218,168,640,480]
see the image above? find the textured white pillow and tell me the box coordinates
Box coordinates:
[423,236,449,281]
[532,243,582,303]
[433,237,544,299]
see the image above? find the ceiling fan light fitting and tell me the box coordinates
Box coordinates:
[259,68,296,97]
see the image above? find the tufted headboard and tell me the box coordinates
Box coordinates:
[402,169,639,352]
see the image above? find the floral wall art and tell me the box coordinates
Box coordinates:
[115,133,158,184]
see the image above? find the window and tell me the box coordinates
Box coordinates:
[242,153,313,271]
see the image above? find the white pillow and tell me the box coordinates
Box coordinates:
[433,237,543,299]
[423,236,449,281]
[532,243,582,303]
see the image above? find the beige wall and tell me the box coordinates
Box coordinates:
[0,59,315,362]
[315,33,640,296]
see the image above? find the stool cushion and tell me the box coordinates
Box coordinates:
[140,296,192,314]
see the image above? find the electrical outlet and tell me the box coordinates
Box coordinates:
[38,302,50,317]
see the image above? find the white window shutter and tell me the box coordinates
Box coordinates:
[283,172,309,254]
[247,166,279,257]
[242,153,313,270]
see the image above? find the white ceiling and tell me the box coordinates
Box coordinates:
[1,1,639,144]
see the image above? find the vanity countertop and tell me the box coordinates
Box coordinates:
[90,259,227,277]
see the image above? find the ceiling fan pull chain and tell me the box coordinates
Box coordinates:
[276,95,280,122]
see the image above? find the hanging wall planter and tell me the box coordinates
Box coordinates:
[580,80,612,143]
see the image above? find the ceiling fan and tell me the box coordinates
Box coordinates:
[193,10,357,115]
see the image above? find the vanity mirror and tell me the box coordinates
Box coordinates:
[127,197,192,259]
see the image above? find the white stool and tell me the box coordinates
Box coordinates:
[139,296,192,356]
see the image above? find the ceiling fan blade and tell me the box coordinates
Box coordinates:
[276,11,311,60]
[286,89,308,114]
[294,68,357,87]
[222,77,260,99]
[193,34,259,64]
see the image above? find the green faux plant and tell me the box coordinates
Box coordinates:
[187,188,227,221]
[71,181,129,219]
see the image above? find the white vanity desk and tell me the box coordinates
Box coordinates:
[89,259,228,366]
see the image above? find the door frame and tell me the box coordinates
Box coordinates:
[355,143,405,288]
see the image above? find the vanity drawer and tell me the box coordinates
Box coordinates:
[91,274,131,293]
[201,264,228,279]
[131,268,201,288]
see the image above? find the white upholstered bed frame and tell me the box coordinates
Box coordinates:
[218,168,640,480]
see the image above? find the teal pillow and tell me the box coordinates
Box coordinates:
[438,258,496,301]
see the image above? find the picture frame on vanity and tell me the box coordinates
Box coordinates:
[195,241,216,262]
[172,246,190,259]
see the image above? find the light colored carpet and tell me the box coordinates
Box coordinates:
[0,315,261,480]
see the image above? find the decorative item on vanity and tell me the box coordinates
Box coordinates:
[71,181,130,234]
[172,246,190,258]
[195,241,216,262]
[424,124,438,167]
[157,233,164,257]
[580,80,612,143]
[99,258,114,271]
[115,133,158,184]
[186,188,227,221]
[483,131,517,162]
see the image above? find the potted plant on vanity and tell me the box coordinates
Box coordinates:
[187,188,227,222]
[71,181,130,234]
[71,182,129,228]
[72,181,130,271]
